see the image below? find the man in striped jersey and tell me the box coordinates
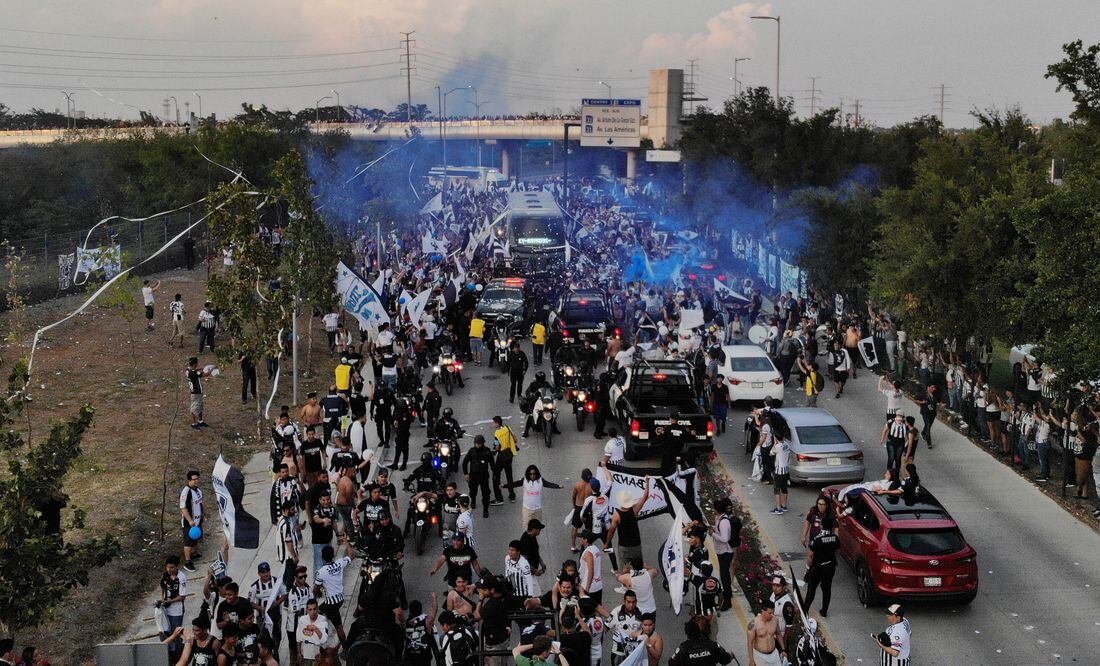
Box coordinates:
[247,562,281,652]
[876,604,912,666]
[276,501,301,564]
[505,539,541,597]
[880,413,908,476]
[315,542,355,650]
[278,565,312,662]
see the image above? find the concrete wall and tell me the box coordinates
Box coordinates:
[646,68,684,149]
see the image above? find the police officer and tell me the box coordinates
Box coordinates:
[402,452,445,536]
[803,513,840,617]
[371,383,394,449]
[462,435,495,518]
[669,617,733,666]
[424,383,442,432]
[523,371,559,437]
[876,604,912,666]
[434,407,463,442]
[593,369,614,439]
[508,341,530,403]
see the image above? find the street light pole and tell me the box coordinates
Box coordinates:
[315,95,332,122]
[733,57,751,96]
[61,91,74,129]
[192,92,202,119]
[751,15,780,107]
[441,85,471,202]
[468,93,489,169]
[332,89,341,122]
[169,96,179,125]
[599,81,612,97]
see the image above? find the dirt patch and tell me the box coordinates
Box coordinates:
[1,267,335,664]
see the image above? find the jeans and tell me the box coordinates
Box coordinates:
[162,612,184,661]
[803,562,836,613]
[1037,440,1051,478]
[198,327,215,352]
[533,343,544,365]
[886,442,904,473]
[1015,436,1032,467]
[712,404,728,434]
[493,453,515,501]
[312,543,329,574]
[717,551,735,604]
[885,341,897,371]
[921,413,935,446]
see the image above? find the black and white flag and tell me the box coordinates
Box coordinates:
[212,455,261,550]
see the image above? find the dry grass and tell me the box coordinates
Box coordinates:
[1,267,334,664]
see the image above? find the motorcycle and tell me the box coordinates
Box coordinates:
[432,344,464,396]
[564,373,597,432]
[492,322,513,373]
[533,387,559,448]
[407,493,440,555]
[426,436,462,477]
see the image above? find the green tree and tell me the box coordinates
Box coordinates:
[0,366,119,635]
[794,185,884,304]
[98,270,142,366]
[1046,39,1100,126]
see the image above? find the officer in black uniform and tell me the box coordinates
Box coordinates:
[593,369,614,439]
[461,435,495,518]
[424,384,442,432]
[522,371,559,437]
[669,617,733,666]
[803,513,841,617]
[392,396,414,471]
[507,342,530,403]
[402,453,445,536]
[371,383,394,448]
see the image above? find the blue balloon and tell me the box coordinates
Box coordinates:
[188,525,203,540]
[399,297,408,305]
[467,283,477,292]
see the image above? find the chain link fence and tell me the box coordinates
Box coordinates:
[0,214,211,308]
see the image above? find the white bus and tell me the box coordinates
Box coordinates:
[504,190,567,260]
[427,166,509,192]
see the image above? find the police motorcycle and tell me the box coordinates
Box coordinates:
[428,408,464,477]
[557,359,597,432]
[533,387,560,448]
[491,314,516,373]
[431,339,465,396]
[402,452,444,555]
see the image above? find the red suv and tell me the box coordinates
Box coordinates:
[823,484,978,606]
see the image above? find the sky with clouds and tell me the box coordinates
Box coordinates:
[1,0,1097,127]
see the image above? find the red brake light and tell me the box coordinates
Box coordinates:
[630,419,641,437]
[455,362,463,370]
[848,452,864,461]
[431,515,439,524]
[578,299,589,305]
[796,454,821,462]
[717,275,726,281]
[585,401,597,412]
[653,373,667,380]
[706,420,715,437]
[771,378,784,385]
[503,278,525,286]
[701,264,714,270]
[688,273,698,281]
[562,329,571,337]
[614,327,622,337]
[728,378,743,385]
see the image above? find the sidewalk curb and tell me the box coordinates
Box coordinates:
[709,453,847,665]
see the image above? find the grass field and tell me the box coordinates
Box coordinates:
[1,267,335,664]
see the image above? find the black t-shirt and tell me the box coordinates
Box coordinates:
[616,508,641,547]
[518,532,542,570]
[358,497,388,525]
[300,438,324,472]
[236,624,261,663]
[920,391,940,416]
[559,631,593,666]
[331,449,362,472]
[321,394,347,421]
[376,482,398,505]
[810,530,841,567]
[187,368,203,395]
[712,383,730,406]
[442,544,478,584]
[215,596,253,627]
[479,595,514,644]
[350,394,368,419]
[669,638,732,666]
[312,504,336,544]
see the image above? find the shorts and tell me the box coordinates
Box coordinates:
[833,370,848,383]
[471,337,486,354]
[145,304,155,320]
[181,523,201,547]
[617,543,642,567]
[985,410,1000,423]
[773,472,789,493]
[189,393,204,417]
[320,600,344,627]
[336,505,354,536]
[570,506,584,529]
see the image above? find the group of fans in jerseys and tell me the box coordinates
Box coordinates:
[157,179,851,666]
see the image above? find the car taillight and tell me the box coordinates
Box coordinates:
[431,515,439,525]
[796,454,821,462]
[688,273,698,281]
[881,557,904,565]
[455,362,463,370]
[728,378,743,385]
[614,327,622,337]
[585,401,597,412]
[562,329,571,337]
[847,452,864,460]
[717,275,726,281]
[958,555,976,564]
[630,419,641,438]
[706,420,715,437]
[771,378,784,385]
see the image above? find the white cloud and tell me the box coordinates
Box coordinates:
[637,2,771,63]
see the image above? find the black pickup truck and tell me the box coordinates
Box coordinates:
[609,360,715,460]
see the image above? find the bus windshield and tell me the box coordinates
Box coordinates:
[513,216,565,246]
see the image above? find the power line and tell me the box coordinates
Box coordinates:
[0,43,401,62]
[0,60,399,79]
[0,73,403,93]
[0,26,312,44]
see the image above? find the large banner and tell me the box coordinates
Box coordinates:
[212,455,260,549]
[660,494,688,615]
[336,261,391,330]
[594,463,698,520]
[74,244,121,282]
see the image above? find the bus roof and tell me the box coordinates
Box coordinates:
[505,190,562,217]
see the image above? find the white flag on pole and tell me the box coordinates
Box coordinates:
[407,288,434,326]
[336,261,390,330]
[418,192,443,216]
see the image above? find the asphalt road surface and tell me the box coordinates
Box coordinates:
[716,356,1100,665]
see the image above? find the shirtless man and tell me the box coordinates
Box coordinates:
[445,575,478,618]
[279,443,301,483]
[570,469,595,552]
[299,392,324,432]
[335,466,357,538]
[747,601,785,666]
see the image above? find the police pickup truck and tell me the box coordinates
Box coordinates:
[548,289,618,349]
[609,360,715,460]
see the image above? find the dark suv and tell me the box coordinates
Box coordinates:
[823,485,978,606]
[548,290,618,347]
[475,277,528,336]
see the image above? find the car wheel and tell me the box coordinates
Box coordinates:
[623,439,640,461]
[856,563,881,607]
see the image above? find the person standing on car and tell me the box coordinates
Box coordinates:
[802,514,840,617]
[508,342,530,403]
[876,604,912,666]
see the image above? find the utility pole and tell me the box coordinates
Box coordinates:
[808,77,820,116]
[751,14,781,108]
[400,31,416,122]
[686,59,699,114]
[733,57,751,96]
[563,123,581,210]
[938,83,948,125]
[853,99,861,128]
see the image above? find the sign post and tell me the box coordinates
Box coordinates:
[580,98,641,148]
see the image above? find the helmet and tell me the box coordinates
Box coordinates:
[443,407,454,418]
[535,371,546,382]
[421,452,433,464]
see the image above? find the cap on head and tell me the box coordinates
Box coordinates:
[527,518,546,530]
[257,562,271,572]
[887,603,904,617]
[771,575,786,587]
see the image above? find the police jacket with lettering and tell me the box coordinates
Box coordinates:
[669,638,732,666]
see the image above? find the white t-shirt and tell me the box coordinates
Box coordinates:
[523,479,545,511]
[882,388,902,414]
[316,556,352,603]
[580,544,603,593]
[604,436,625,464]
[629,570,656,613]
[142,286,155,306]
[296,614,330,658]
[886,619,912,661]
[376,330,395,347]
[170,300,185,321]
[587,615,607,664]
[773,439,791,475]
[457,510,475,547]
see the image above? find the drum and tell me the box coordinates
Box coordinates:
[748,324,767,345]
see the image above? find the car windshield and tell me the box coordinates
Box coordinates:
[478,289,523,311]
[794,425,851,446]
[887,528,966,556]
[730,357,774,372]
[513,216,565,245]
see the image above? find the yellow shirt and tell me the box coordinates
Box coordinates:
[335,363,352,390]
[470,318,486,339]
[806,372,821,396]
[531,323,547,345]
[494,425,519,455]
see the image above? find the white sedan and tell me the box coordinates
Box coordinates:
[718,344,785,404]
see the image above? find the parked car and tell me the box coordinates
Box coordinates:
[718,345,785,404]
[823,484,979,606]
[776,408,864,484]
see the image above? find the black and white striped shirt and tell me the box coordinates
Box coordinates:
[248,577,278,609]
[881,620,912,666]
[276,516,300,563]
[887,420,907,443]
[284,584,312,632]
[504,555,539,597]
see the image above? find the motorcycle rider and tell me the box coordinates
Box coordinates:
[434,407,464,441]
[435,327,465,388]
[361,510,405,561]
[592,369,615,439]
[402,453,445,536]
[423,384,442,432]
[522,371,560,437]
